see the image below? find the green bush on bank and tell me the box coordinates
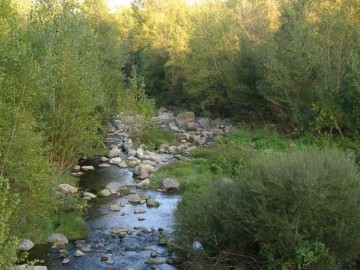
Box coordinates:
[175,148,360,269]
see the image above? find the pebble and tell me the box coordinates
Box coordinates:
[74,250,85,257]
[150,251,158,258]
[134,208,146,214]
[105,260,115,265]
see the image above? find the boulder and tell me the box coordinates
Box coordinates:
[48,233,68,244]
[136,178,150,188]
[176,112,195,128]
[168,122,181,132]
[83,192,96,199]
[118,161,128,168]
[19,239,34,251]
[146,198,160,207]
[99,163,110,168]
[75,250,85,257]
[110,205,121,211]
[109,157,122,165]
[158,112,176,125]
[109,146,121,158]
[81,165,94,171]
[161,178,180,191]
[134,208,146,214]
[127,149,137,157]
[197,117,211,129]
[133,164,154,179]
[73,165,81,172]
[128,194,142,204]
[99,156,109,162]
[105,182,123,194]
[136,148,144,159]
[98,189,111,197]
[145,151,162,163]
[58,184,78,194]
[187,122,197,131]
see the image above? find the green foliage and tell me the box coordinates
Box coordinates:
[150,161,215,193]
[134,125,176,150]
[0,177,20,269]
[119,66,155,127]
[176,148,360,269]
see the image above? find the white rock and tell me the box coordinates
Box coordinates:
[127,149,137,157]
[99,163,111,168]
[133,164,154,179]
[105,182,123,194]
[81,165,94,171]
[118,161,128,168]
[169,122,181,132]
[128,194,142,204]
[48,233,68,244]
[73,165,81,172]
[83,192,96,199]
[136,178,150,188]
[13,265,48,270]
[161,178,180,191]
[110,205,121,211]
[75,250,85,257]
[100,156,109,162]
[19,239,34,251]
[109,157,122,165]
[58,184,78,194]
[109,146,121,158]
[98,189,111,197]
[136,148,144,159]
[134,208,146,214]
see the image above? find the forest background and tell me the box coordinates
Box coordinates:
[1,0,360,268]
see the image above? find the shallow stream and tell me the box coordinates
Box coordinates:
[27,161,180,270]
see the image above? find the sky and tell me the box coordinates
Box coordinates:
[106,0,198,12]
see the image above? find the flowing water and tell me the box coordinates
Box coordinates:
[27,161,181,270]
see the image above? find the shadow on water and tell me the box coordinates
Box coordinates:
[27,164,180,270]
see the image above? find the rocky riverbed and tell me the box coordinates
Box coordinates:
[20,109,235,270]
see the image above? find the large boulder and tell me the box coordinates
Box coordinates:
[136,178,150,188]
[158,112,176,125]
[19,239,34,251]
[136,148,144,159]
[176,112,195,129]
[105,182,124,194]
[145,151,162,163]
[48,233,68,244]
[128,194,142,204]
[58,184,78,194]
[133,164,154,179]
[109,157,122,165]
[197,117,211,129]
[109,146,121,158]
[161,178,180,191]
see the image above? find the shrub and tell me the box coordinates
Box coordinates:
[0,177,20,269]
[175,148,360,269]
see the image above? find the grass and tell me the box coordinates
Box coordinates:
[150,161,216,193]
[22,211,89,243]
[131,124,177,150]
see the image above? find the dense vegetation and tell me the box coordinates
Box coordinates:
[2,0,360,269]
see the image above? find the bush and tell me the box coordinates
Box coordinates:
[0,177,20,269]
[175,148,360,269]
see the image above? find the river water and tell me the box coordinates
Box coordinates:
[27,160,181,270]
